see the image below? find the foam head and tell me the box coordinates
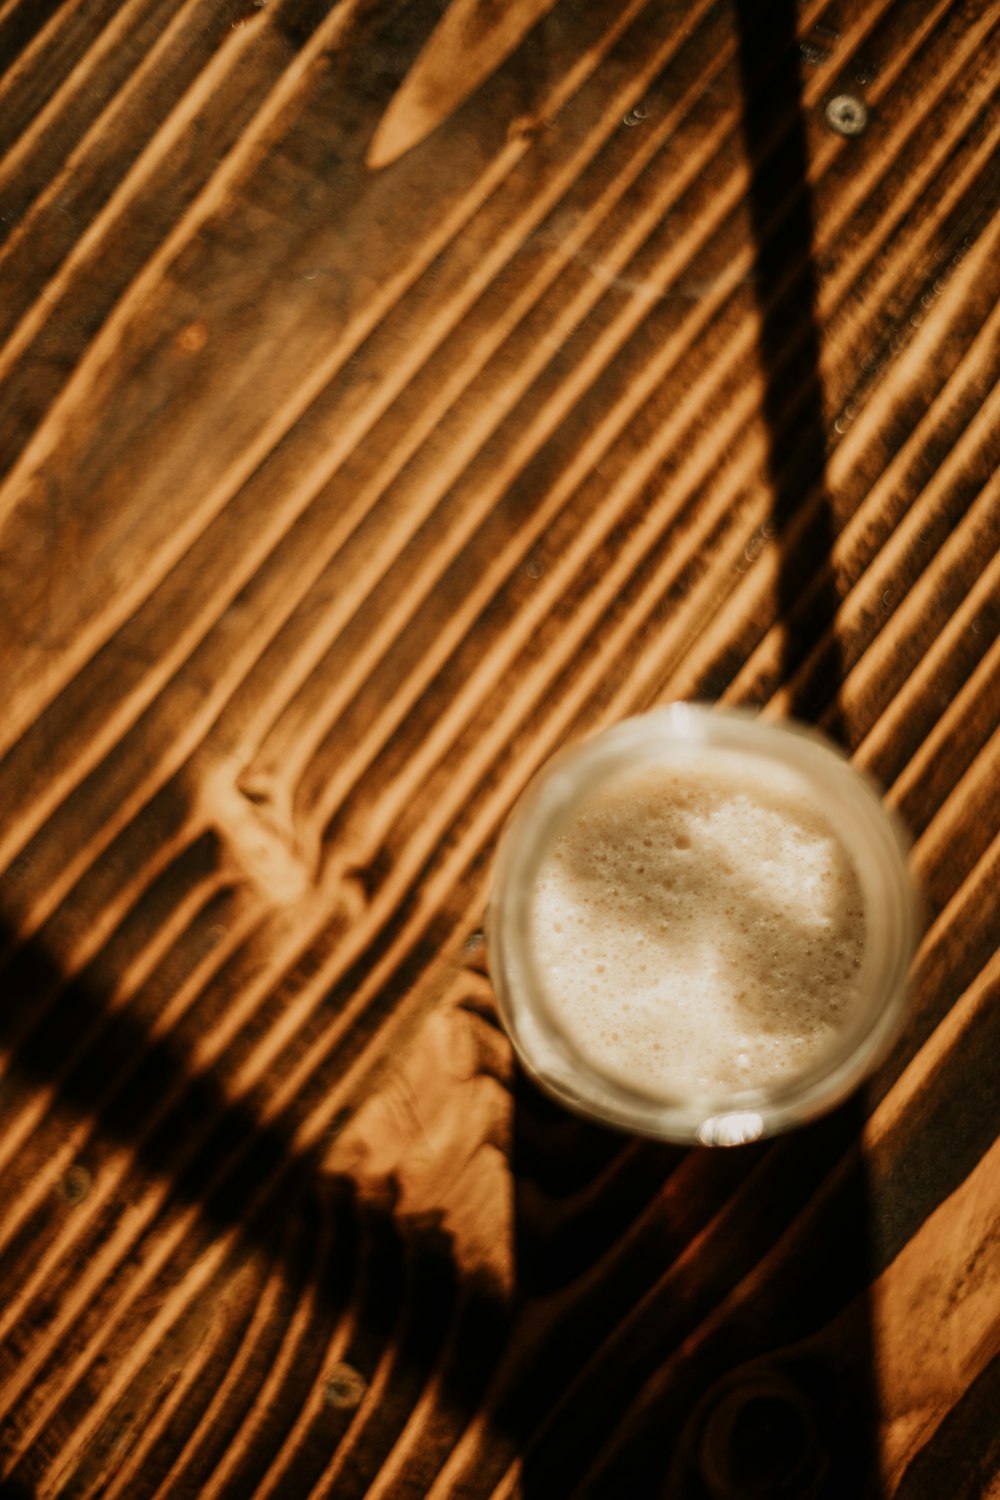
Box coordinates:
[530,758,867,1102]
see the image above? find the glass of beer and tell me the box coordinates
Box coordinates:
[488,705,919,1145]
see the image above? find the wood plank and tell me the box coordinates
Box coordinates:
[0,0,996,1494]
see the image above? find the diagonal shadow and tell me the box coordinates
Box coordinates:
[0,900,511,1499]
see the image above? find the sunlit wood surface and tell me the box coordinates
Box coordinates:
[0,0,997,1495]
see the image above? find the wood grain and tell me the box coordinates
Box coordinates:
[0,0,997,1495]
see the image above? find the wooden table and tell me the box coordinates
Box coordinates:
[0,0,997,1494]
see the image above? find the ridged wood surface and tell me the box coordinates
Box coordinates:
[0,0,997,1495]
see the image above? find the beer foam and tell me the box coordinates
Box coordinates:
[529,758,867,1101]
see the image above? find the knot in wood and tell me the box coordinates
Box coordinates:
[323,1363,368,1409]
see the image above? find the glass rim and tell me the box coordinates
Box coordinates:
[488,704,920,1144]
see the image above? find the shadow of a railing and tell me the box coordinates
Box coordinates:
[511,1,881,1494]
[734,0,848,742]
[0,5,880,1497]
